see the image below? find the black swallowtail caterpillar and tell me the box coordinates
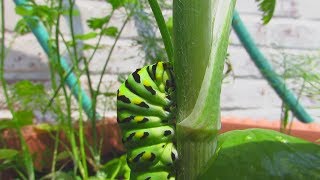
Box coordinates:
[117,62,177,180]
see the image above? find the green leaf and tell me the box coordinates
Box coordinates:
[166,16,173,37]
[56,151,71,161]
[199,129,320,179]
[0,110,33,129]
[74,32,98,40]
[99,155,130,179]
[15,6,33,16]
[12,80,45,97]
[10,80,47,111]
[107,0,128,10]
[255,0,276,24]
[14,19,31,35]
[0,119,15,129]
[87,15,111,30]
[15,110,34,127]
[82,43,102,50]
[101,26,118,37]
[0,149,19,160]
[34,123,58,132]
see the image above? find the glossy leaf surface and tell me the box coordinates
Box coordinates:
[200,128,320,179]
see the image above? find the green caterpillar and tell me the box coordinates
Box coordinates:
[117,62,177,180]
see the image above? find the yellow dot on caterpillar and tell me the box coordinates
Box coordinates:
[159,84,165,92]
[132,98,142,104]
[163,72,169,81]
[118,90,123,96]
[135,131,144,138]
[143,80,151,86]
[156,63,164,80]
[134,116,144,122]
[158,62,164,68]
[142,152,152,161]
[137,68,143,75]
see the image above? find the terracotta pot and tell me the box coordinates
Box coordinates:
[0,117,124,178]
[220,117,320,143]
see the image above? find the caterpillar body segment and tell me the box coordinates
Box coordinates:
[127,142,177,171]
[122,126,175,149]
[117,113,171,129]
[117,62,177,179]
[127,67,170,106]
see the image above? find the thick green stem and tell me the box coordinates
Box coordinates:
[173,0,236,179]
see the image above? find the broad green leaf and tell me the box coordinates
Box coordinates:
[0,149,19,160]
[199,129,320,179]
[101,26,118,37]
[255,0,276,24]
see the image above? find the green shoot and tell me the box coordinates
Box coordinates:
[255,0,276,24]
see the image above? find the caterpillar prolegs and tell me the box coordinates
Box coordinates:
[117,62,177,180]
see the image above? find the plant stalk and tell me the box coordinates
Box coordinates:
[148,0,174,63]
[1,1,35,178]
[173,0,236,179]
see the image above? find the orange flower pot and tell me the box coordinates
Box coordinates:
[0,117,124,178]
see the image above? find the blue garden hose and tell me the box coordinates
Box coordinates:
[232,11,313,123]
[14,0,97,120]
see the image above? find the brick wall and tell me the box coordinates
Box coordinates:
[1,0,319,122]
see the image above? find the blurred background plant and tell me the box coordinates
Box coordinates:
[270,48,320,133]
[1,0,138,178]
[0,0,183,178]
